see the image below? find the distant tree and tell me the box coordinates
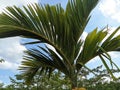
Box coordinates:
[0,59,4,63]
[0,83,4,89]
[9,71,71,90]
[81,65,120,90]
[6,66,120,90]
[1,65,119,90]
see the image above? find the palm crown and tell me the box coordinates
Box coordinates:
[0,0,120,89]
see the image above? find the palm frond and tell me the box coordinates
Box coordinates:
[77,28,107,66]
[101,27,120,51]
[76,27,120,79]
[0,0,99,66]
[66,0,99,42]
[99,55,116,80]
[19,45,70,84]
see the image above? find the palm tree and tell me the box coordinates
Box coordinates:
[0,0,120,89]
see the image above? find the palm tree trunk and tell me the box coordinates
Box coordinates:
[71,80,77,90]
[70,73,78,90]
[70,72,86,90]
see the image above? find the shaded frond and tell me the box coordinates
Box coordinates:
[76,27,120,75]
[0,0,99,65]
[19,45,69,84]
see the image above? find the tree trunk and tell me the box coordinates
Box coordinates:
[71,74,77,90]
[72,87,77,90]
[72,88,86,90]
[70,72,86,90]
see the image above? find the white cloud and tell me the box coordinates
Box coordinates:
[21,0,38,5]
[99,0,120,22]
[109,51,120,66]
[0,80,3,83]
[81,32,88,40]
[0,61,18,70]
[0,0,22,13]
[0,0,39,13]
[0,37,26,70]
[103,26,120,42]
[0,0,39,71]
[109,27,120,37]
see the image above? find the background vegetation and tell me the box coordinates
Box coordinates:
[0,65,120,90]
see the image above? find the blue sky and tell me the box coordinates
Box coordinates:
[0,0,120,85]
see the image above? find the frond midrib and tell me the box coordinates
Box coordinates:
[0,25,73,71]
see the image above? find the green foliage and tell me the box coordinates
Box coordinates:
[79,65,120,90]
[0,83,4,88]
[0,0,120,89]
[1,66,120,90]
[3,71,71,90]
[0,59,4,63]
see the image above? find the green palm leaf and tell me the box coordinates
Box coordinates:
[19,45,70,84]
[1,0,120,88]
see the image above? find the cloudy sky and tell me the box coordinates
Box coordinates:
[0,0,120,85]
